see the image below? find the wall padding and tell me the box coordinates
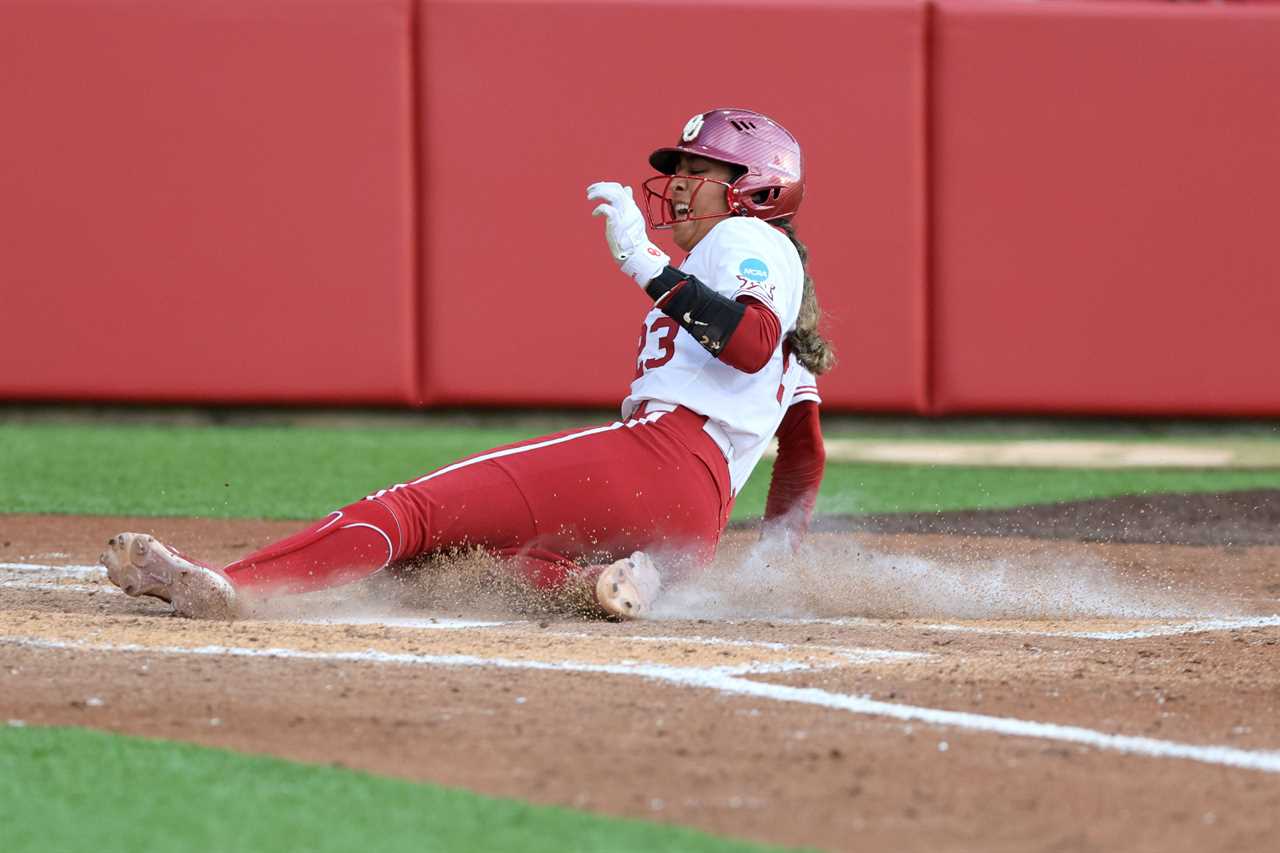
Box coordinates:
[931,1,1280,415]
[0,0,418,404]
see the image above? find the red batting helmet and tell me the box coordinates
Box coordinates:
[643,107,804,229]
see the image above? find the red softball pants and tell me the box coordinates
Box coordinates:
[220,405,732,595]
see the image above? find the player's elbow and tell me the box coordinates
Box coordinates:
[717,298,779,374]
[720,350,773,374]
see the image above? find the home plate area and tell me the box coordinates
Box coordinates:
[2,523,1279,852]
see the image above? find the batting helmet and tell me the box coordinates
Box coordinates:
[643,108,804,229]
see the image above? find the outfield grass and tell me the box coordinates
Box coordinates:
[3,422,1280,521]
[0,726,790,853]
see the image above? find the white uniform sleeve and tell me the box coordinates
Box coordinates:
[699,218,802,331]
[790,363,821,406]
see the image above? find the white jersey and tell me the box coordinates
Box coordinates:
[622,217,822,495]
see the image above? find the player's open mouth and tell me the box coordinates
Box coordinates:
[673,202,690,220]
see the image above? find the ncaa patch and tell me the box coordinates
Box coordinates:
[738,258,769,283]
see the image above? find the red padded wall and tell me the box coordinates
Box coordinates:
[931,1,1280,415]
[418,0,927,411]
[0,0,418,404]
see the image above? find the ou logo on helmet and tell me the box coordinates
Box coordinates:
[681,114,704,142]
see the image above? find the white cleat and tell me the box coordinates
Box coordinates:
[595,551,661,620]
[100,533,237,620]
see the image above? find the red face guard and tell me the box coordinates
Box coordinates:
[641,174,743,229]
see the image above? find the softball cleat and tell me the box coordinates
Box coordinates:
[595,551,661,620]
[100,533,237,620]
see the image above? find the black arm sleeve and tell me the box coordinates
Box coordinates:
[643,265,746,356]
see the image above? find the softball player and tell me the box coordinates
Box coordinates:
[101,108,834,621]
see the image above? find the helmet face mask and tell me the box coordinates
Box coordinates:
[641,173,741,230]
[645,107,804,229]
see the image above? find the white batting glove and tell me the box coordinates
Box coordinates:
[587,181,670,286]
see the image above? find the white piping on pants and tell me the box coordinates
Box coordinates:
[365,412,669,501]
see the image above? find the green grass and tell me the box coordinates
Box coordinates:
[3,422,1280,521]
[803,464,1280,515]
[0,422,530,520]
[0,726,788,853]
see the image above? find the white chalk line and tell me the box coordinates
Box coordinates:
[918,615,1280,641]
[0,581,116,594]
[0,563,112,595]
[548,631,928,661]
[251,620,926,662]
[0,562,104,578]
[745,615,1280,641]
[300,621,929,660]
[1,636,808,678]
[4,634,1279,775]
[1061,616,1280,640]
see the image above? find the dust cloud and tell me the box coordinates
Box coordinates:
[244,547,585,623]
[245,533,1227,624]
[650,530,1223,622]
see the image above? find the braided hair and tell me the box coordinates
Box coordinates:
[772,218,835,374]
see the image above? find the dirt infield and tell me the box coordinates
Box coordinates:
[2,500,1279,852]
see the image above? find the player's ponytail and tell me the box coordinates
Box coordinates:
[773,219,835,375]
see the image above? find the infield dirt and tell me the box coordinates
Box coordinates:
[2,498,1279,852]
